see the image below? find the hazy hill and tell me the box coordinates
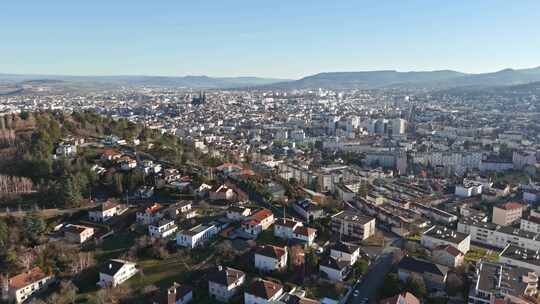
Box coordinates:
[0,74,289,89]
[266,67,540,90]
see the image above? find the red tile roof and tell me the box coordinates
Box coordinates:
[9,267,49,290]
[252,208,273,222]
[433,244,463,257]
[498,202,524,210]
[380,292,420,304]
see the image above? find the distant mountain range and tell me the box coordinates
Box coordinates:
[0,74,290,89]
[265,66,540,90]
[1,66,540,90]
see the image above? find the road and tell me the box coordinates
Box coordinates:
[347,248,398,304]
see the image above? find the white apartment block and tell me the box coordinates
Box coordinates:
[421,225,471,254]
[149,219,178,239]
[458,218,540,251]
[176,224,217,248]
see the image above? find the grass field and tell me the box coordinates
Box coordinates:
[465,247,499,263]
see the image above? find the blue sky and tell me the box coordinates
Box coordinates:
[1,0,539,79]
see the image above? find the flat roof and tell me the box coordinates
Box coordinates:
[500,245,540,267]
[424,225,469,244]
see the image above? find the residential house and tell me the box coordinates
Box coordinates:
[210,185,235,201]
[166,201,196,219]
[55,143,77,157]
[254,245,288,272]
[208,266,246,302]
[226,206,251,221]
[455,181,483,198]
[241,209,274,237]
[119,157,137,171]
[379,292,420,304]
[88,201,127,223]
[64,224,95,244]
[397,256,448,292]
[292,226,317,246]
[329,241,361,266]
[101,149,122,161]
[276,288,320,304]
[163,282,193,304]
[97,259,138,288]
[293,199,325,222]
[136,203,165,225]
[7,267,54,304]
[273,217,319,245]
[319,256,350,282]
[149,219,178,239]
[176,224,217,248]
[431,245,465,268]
[244,279,284,304]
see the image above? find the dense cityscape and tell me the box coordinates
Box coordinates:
[2,1,540,304]
[0,76,539,304]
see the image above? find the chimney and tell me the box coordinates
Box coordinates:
[1,274,8,302]
[167,283,177,304]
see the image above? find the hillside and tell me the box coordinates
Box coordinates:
[0,74,290,89]
[265,66,540,90]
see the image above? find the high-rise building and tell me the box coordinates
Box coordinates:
[392,118,407,136]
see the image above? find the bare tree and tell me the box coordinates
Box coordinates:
[60,280,79,304]
[18,250,35,271]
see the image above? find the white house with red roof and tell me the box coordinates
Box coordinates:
[273,218,317,246]
[254,245,288,272]
[136,203,165,225]
[244,279,284,304]
[7,267,54,303]
[432,244,465,268]
[241,208,274,237]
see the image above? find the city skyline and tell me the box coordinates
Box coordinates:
[1,0,539,78]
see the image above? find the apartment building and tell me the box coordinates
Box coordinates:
[330,211,376,240]
[421,225,471,253]
[468,261,538,304]
[492,202,524,226]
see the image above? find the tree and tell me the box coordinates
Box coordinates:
[352,258,369,277]
[23,213,46,242]
[61,176,83,207]
[380,273,401,298]
[404,274,427,299]
[59,280,79,304]
[0,219,7,247]
[114,173,124,195]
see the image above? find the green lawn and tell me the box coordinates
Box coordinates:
[465,247,499,263]
[129,256,191,289]
[97,231,137,262]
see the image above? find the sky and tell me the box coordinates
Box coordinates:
[1,0,539,79]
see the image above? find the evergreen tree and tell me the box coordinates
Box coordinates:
[61,176,83,207]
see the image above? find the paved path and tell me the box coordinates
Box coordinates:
[347,248,399,304]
